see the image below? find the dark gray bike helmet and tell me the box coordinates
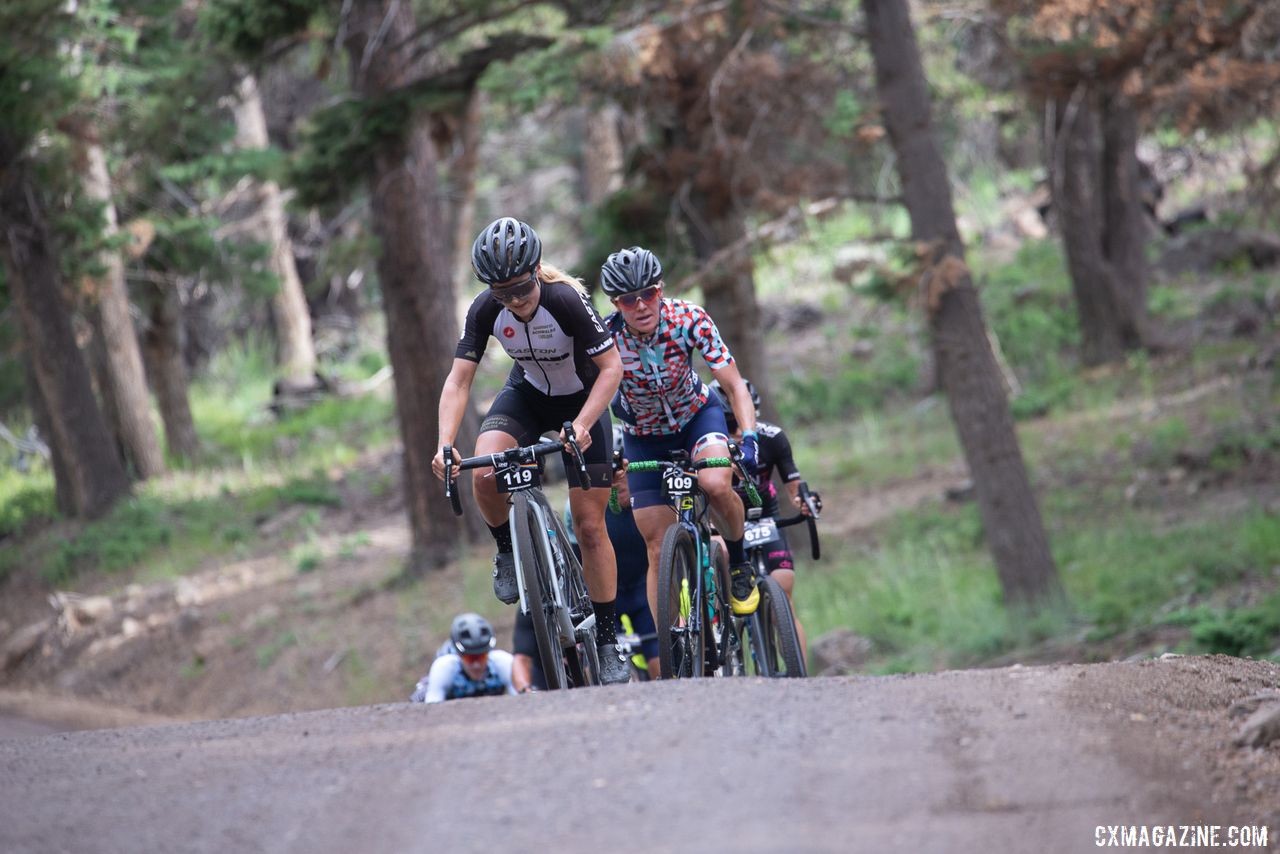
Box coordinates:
[471,217,542,284]
[450,612,496,654]
[600,246,663,296]
[709,377,760,418]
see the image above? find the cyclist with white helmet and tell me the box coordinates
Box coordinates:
[432,217,629,685]
[601,246,764,635]
[411,613,519,703]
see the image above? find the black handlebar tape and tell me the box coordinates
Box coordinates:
[444,446,463,516]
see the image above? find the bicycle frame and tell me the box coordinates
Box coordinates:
[513,495,596,642]
[442,423,599,689]
[628,449,760,677]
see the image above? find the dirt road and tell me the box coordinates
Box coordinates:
[2,656,1277,853]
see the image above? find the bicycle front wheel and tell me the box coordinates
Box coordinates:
[512,493,567,690]
[657,524,705,679]
[547,504,600,688]
[755,574,806,678]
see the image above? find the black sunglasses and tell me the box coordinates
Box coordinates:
[490,273,539,304]
[614,285,661,308]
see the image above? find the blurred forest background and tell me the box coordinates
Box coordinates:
[1,0,1278,719]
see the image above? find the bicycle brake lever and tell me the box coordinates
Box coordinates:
[562,421,591,490]
[443,446,463,516]
[726,442,762,507]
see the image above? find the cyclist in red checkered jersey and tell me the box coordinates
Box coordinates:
[602,246,764,626]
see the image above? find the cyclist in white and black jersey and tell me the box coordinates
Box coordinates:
[432,217,629,685]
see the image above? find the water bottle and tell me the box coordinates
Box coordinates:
[547,524,564,567]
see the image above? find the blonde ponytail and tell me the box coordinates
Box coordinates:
[539,262,590,297]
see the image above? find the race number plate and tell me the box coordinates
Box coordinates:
[661,469,696,500]
[743,517,780,547]
[495,463,540,493]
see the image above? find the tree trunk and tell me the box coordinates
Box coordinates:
[683,204,775,416]
[77,133,166,478]
[345,0,483,572]
[582,102,623,206]
[1047,88,1151,366]
[863,0,1062,607]
[2,160,130,519]
[142,281,200,462]
[24,356,74,516]
[449,87,485,291]
[85,310,125,463]
[1099,90,1152,344]
[233,73,317,388]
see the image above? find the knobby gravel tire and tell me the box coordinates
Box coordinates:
[513,493,566,690]
[657,524,704,679]
[758,574,805,678]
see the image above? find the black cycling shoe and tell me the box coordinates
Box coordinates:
[597,643,631,685]
[492,551,518,604]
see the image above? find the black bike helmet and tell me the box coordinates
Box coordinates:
[450,612,496,654]
[709,377,760,419]
[600,246,663,296]
[471,217,542,284]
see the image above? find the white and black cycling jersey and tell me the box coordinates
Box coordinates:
[410,651,517,703]
[455,282,614,397]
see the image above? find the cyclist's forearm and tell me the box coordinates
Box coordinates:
[437,374,474,447]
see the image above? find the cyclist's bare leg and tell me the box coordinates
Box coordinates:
[770,568,808,665]
[694,444,744,542]
[512,654,534,693]
[633,504,676,675]
[567,486,617,602]
[471,429,520,527]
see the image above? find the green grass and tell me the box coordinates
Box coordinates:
[790,403,960,491]
[776,333,922,423]
[1052,508,1280,640]
[795,503,1069,672]
[795,493,1280,672]
[292,538,322,573]
[1164,591,1280,658]
[753,204,913,300]
[0,465,55,547]
[33,470,342,586]
[190,336,396,469]
[256,630,297,669]
[3,334,392,587]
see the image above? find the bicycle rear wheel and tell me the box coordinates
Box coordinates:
[709,543,744,677]
[742,550,773,677]
[755,574,806,678]
[657,524,705,679]
[513,493,567,690]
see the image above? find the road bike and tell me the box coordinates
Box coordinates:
[443,424,599,690]
[739,481,822,678]
[625,447,761,679]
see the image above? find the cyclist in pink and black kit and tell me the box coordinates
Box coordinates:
[601,246,764,640]
[710,377,819,657]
